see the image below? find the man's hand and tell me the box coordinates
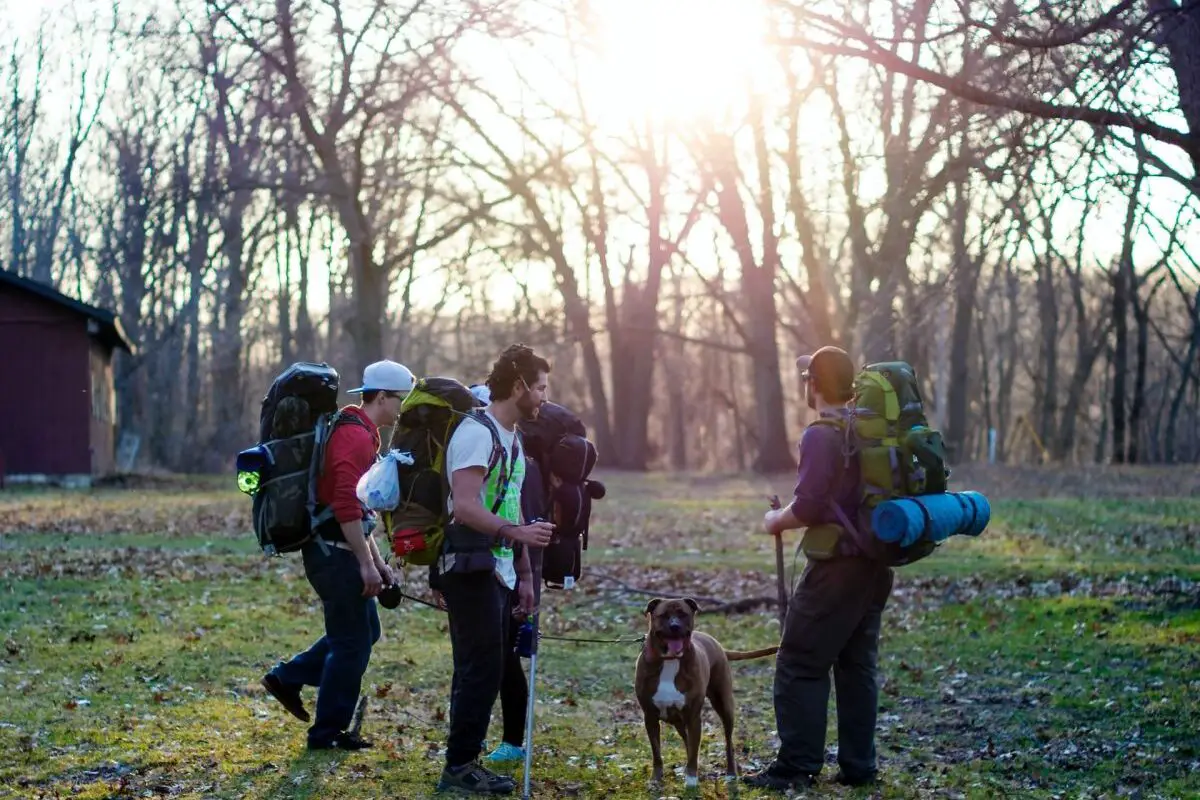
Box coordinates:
[763,508,782,536]
[516,580,536,616]
[375,561,395,588]
[359,560,383,598]
[431,589,447,610]
[508,520,554,549]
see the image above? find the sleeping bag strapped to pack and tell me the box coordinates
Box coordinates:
[815,361,950,566]
[519,402,604,589]
[235,362,367,556]
[386,377,503,566]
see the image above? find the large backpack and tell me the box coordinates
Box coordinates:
[815,361,950,566]
[236,362,368,556]
[387,377,504,566]
[519,402,602,588]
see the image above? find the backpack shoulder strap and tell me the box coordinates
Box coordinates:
[468,409,519,515]
[309,410,374,525]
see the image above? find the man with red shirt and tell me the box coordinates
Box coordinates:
[261,360,414,751]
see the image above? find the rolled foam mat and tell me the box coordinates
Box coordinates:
[871,491,991,547]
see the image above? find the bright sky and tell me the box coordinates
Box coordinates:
[4,0,1196,319]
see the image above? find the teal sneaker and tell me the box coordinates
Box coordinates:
[484,742,525,763]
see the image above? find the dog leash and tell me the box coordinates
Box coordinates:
[388,592,645,647]
[539,633,647,646]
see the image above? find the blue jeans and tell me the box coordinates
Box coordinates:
[269,542,381,746]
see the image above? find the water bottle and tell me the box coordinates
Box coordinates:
[515,620,535,658]
[235,445,269,495]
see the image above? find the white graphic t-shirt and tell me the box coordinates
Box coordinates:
[444,409,524,588]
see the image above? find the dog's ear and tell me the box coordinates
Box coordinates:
[683,597,701,613]
[644,598,663,615]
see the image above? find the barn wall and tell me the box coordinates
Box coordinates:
[0,282,92,476]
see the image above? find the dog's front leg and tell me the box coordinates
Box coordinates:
[683,713,703,788]
[644,713,664,783]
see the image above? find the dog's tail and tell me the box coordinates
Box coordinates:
[724,646,779,661]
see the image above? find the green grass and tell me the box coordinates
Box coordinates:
[1,469,1198,798]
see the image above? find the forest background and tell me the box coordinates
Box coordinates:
[3,0,1199,473]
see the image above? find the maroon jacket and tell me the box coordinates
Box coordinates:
[788,412,872,558]
[316,406,380,525]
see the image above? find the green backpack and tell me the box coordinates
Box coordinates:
[386,377,504,566]
[815,361,950,565]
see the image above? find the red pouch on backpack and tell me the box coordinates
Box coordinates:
[391,527,428,556]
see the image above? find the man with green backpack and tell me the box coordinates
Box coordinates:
[746,346,948,791]
[433,344,556,796]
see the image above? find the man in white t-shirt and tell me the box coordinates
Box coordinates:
[435,344,555,796]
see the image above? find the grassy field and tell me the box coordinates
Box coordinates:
[1,466,1198,799]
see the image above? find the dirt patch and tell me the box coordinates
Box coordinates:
[0,543,288,582]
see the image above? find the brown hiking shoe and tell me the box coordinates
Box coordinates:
[261,673,309,722]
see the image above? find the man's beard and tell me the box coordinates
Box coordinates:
[517,392,540,421]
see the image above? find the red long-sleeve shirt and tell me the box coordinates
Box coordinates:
[316,406,380,524]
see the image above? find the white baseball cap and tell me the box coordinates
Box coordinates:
[347,360,416,394]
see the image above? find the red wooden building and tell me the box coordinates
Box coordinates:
[0,269,136,485]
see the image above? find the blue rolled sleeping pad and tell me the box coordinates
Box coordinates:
[870,491,991,548]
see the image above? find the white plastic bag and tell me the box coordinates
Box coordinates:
[355,450,414,511]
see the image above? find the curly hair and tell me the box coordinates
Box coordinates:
[486,343,551,402]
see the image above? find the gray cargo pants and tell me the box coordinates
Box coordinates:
[774,556,894,780]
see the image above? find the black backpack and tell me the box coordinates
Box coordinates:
[236,362,366,556]
[519,402,603,589]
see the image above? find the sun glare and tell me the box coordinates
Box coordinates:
[583,0,771,127]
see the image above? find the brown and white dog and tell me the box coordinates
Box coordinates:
[634,597,778,787]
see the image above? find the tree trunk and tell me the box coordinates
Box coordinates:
[945,180,979,463]
[995,263,1020,462]
[1034,256,1060,452]
[1110,161,1143,463]
[1150,0,1200,176]
[294,204,317,358]
[1165,286,1200,462]
[1127,284,1150,462]
[610,164,668,470]
[277,211,293,367]
[211,190,251,456]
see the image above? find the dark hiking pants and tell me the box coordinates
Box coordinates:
[774,556,894,779]
[443,570,510,768]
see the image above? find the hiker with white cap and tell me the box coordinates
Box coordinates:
[262,359,415,751]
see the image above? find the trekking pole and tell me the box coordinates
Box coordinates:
[521,612,539,800]
[769,495,788,626]
[348,695,367,738]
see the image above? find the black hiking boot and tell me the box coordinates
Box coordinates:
[436,761,516,795]
[742,761,817,791]
[261,673,309,722]
[835,768,878,787]
[308,731,373,751]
